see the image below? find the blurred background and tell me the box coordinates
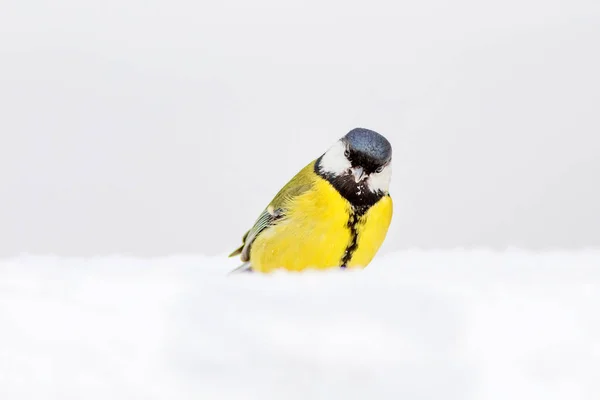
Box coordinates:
[1,0,599,257]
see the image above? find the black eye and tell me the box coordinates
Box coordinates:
[344,149,350,158]
[375,166,384,173]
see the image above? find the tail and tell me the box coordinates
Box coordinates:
[228,230,249,258]
[229,230,251,273]
[228,262,253,274]
[228,246,243,258]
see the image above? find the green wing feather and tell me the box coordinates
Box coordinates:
[229,160,317,262]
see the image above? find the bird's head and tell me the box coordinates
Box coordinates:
[317,128,392,205]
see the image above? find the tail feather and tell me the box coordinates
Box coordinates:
[228,262,253,274]
[229,231,249,258]
[228,246,243,258]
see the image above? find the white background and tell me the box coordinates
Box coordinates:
[1,0,599,257]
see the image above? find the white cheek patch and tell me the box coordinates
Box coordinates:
[367,163,392,193]
[318,140,351,176]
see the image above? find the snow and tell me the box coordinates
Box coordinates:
[1,250,599,399]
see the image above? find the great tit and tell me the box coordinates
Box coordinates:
[229,127,393,273]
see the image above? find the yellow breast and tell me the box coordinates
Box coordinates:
[249,175,393,273]
[347,195,393,268]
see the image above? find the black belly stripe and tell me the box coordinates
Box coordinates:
[340,205,369,267]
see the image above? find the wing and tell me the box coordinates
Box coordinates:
[228,205,284,262]
[229,160,317,263]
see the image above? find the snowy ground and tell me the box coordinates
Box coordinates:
[1,250,599,400]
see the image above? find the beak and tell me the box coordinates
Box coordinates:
[350,166,366,183]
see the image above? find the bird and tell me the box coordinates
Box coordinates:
[229,127,393,273]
